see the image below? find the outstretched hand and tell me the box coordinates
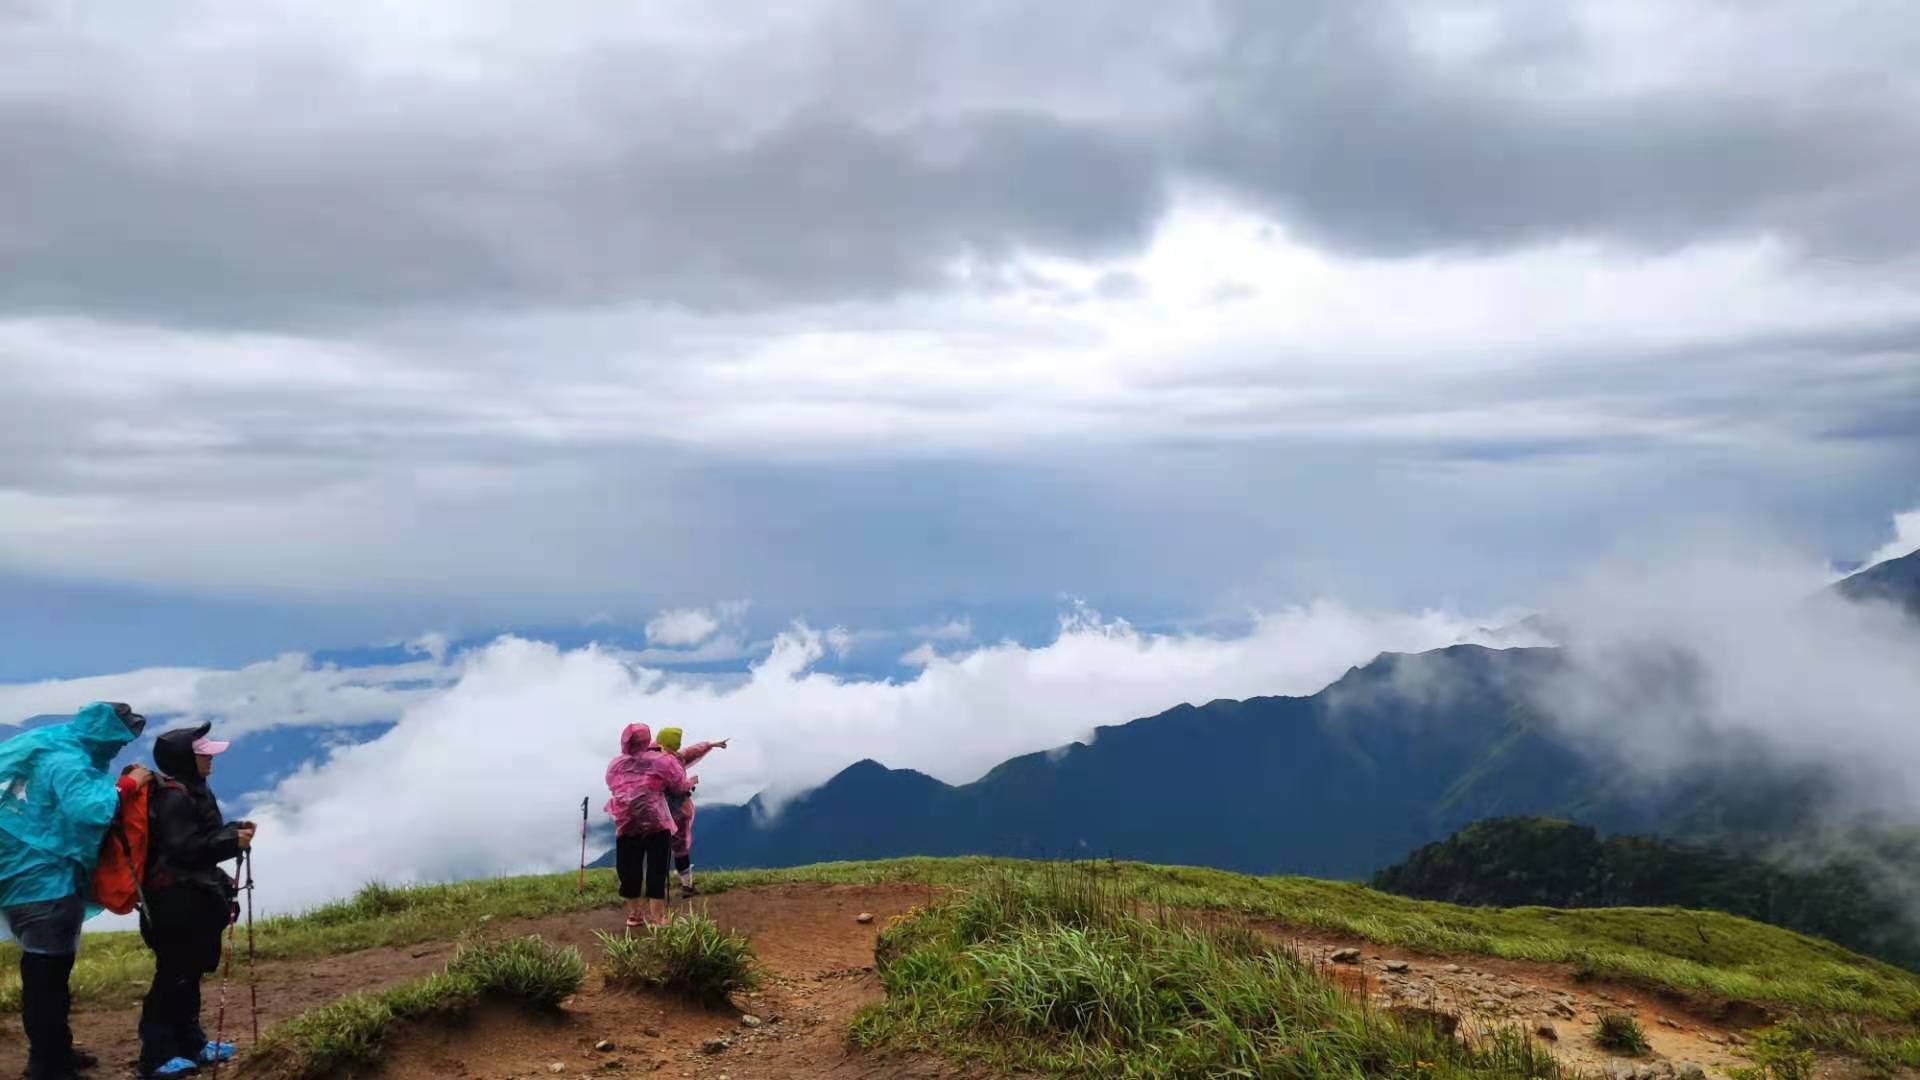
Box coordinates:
[715,738,731,750]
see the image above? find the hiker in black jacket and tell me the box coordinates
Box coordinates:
[138,724,254,1079]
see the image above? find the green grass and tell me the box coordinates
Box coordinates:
[1728,1025,1817,1080]
[246,935,584,1080]
[1750,1016,1920,1077]
[10,856,1918,1021]
[851,870,1574,1079]
[597,912,761,1005]
[1591,1013,1650,1056]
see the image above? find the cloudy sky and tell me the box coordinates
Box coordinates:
[6,0,1920,675]
[5,0,1920,909]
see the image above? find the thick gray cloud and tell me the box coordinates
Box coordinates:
[4,1,1918,326]
[1,101,1164,323]
[0,1,1177,325]
[1193,1,1920,258]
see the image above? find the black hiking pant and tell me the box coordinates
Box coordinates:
[18,951,77,1078]
[616,830,671,900]
[6,894,84,1079]
[139,886,228,1070]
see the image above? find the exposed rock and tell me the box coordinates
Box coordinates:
[703,1038,732,1055]
[740,1015,763,1029]
[1329,948,1362,964]
[1443,964,1464,974]
[1384,960,1410,974]
[593,1040,615,1052]
[1535,1021,1559,1041]
[1550,1001,1578,1020]
[1386,1006,1460,1037]
[548,1064,566,1074]
[1657,1017,1683,1030]
[1676,1065,1707,1080]
[856,912,875,924]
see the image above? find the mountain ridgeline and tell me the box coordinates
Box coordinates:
[1374,817,1920,971]
[655,643,1833,879]
[1838,545,1920,618]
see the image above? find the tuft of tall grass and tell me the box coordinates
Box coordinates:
[1591,1012,1650,1056]
[247,935,584,1080]
[597,913,761,1006]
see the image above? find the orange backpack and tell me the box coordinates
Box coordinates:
[91,770,152,916]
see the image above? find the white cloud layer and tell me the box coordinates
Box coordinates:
[0,653,453,734]
[1535,532,1920,827]
[239,601,1533,911]
[1864,507,1920,569]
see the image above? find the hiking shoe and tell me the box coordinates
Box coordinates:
[144,1060,198,1079]
[68,1047,99,1069]
[196,1042,236,1065]
[678,883,700,898]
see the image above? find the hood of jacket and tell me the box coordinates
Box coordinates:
[619,722,654,757]
[153,722,213,784]
[71,701,143,767]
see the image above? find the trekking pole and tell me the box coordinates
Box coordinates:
[578,797,589,893]
[211,855,240,1078]
[244,850,259,1044]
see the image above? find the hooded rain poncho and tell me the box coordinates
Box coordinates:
[604,723,690,838]
[0,702,139,908]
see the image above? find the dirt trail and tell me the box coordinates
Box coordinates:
[1271,926,1762,1079]
[0,883,1838,1079]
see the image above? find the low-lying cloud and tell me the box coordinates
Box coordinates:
[238,602,1529,912]
[1534,529,1920,824]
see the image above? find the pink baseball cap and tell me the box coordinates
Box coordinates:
[192,734,231,756]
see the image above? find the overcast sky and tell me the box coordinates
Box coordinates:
[4,0,1919,675]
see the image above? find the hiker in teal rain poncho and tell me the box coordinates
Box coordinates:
[0,702,152,1080]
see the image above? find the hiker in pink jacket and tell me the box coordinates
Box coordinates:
[603,723,689,928]
[654,728,729,897]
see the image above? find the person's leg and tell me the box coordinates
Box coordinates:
[674,800,697,893]
[184,917,226,1063]
[8,895,84,1078]
[643,830,672,923]
[18,953,67,1078]
[615,834,646,925]
[139,946,199,1072]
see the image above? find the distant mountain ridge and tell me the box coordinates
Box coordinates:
[605,548,1914,877]
[602,643,1834,878]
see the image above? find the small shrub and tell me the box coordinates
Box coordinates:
[597,914,761,1006]
[1727,1025,1816,1080]
[1593,1012,1651,1056]
[447,935,585,1009]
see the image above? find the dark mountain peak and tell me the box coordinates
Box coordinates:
[1319,643,1559,713]
[808,758,951,800]
[1836,547,1920,617]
